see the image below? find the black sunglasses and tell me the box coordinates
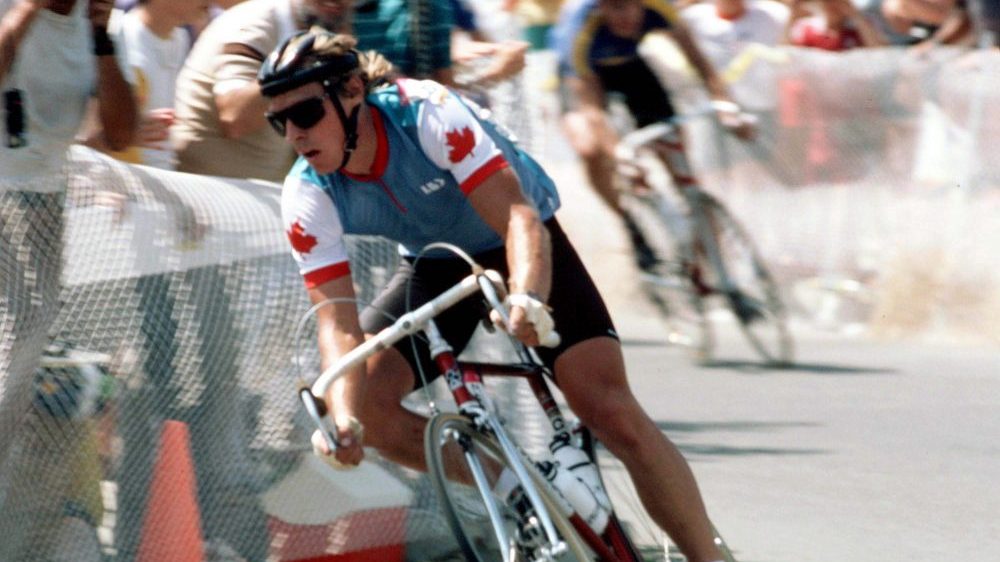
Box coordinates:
[265,94,329,136]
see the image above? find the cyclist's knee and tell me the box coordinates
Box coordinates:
[555,341,646,448]
[562,109,611,159]
[358,350,415,443]
[577,396,647,451]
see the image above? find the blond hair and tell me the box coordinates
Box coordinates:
[292,27,398,94]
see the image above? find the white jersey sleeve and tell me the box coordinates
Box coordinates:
[281,174,351,288]
[410,81,509,195]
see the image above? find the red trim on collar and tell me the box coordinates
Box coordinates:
[342,107,389,182]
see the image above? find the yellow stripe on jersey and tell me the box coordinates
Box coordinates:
[572,10,604,78]
[643,0,680,25]
[571,0,680,78]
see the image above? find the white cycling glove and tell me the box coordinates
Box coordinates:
[310,417,364,470]
[507,293,561,348]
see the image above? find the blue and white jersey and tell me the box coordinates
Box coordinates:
[282,78,561,288]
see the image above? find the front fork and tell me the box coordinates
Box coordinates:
[424,320,569,559]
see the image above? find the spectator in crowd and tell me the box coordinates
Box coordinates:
[447,0,530,87]
[785,0,887,50]
[680,0,790,70]
[353,0,528,90]
[881,0,973,46]
[103,0,210,169]
[0,0,136,559]
[509,0,565,49]
[173,0,350,183]
[352,0,454,81]
[968,0,999,44]
[680,0,789,137]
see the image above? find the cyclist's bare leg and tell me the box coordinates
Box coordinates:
[357,346,502,485]
[564,108,660,269]
[554,336,723,562]
[355,347,429,471]
[562,107,624,217]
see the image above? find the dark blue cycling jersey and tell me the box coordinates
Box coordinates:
[550,0,679,126]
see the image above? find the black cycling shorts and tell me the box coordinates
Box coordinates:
[359,218,618,388]
[560,56,676,128]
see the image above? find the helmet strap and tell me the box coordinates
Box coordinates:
[324,80,361,172]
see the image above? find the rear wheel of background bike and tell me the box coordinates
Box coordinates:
[576,428,739,562]
[620,191,714,363]
[698,193,793,366]
[425,413,593,562]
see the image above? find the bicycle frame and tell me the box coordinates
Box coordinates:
[304,268,645,561]
[627,118,739,299]
[434,350,641,562]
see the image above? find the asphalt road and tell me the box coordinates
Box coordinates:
[540,137,1000,562]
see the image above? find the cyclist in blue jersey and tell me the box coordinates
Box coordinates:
[259,28,730,562]
[551,0,752,269]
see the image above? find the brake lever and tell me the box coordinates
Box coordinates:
[477,270,511,328]
[299,388,340,452]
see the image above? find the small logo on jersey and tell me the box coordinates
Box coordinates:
[287,220,317,254]
[420,177,446,195]
[446,127,475,163]
[430,87,450,105]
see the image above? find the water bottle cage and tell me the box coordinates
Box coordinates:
[459,401,491,431]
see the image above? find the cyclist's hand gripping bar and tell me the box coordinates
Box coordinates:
[477,271,561,349]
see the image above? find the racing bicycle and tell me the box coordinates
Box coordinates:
[296,246,738,561]
[614,101,793,366]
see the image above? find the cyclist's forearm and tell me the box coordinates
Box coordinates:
[468,168,552,300]
[505,203,551,301]
[310,278,367,421]
[669,27,730,101]
[319,325,368,421]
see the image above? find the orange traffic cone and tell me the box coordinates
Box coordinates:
[137,420,205,562]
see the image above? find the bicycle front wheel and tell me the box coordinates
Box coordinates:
[425,413,593,562]
[698,193,793,366]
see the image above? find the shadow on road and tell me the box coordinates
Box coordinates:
[654,420,831,458]
[699,358,897,376]
[677,442,829,458]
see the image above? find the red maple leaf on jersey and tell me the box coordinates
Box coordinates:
[446,127,475,163]
[287,220,317,254]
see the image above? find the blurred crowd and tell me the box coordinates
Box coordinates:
[8,0,998,179]
[1,0,997,561]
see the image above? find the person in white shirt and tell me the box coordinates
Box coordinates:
[0,0,136,559]
[110,0,210,169]
[681,0,789,112]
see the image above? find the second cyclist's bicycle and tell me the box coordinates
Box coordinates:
[614,102,793,366]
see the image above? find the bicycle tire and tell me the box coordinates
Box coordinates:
[579,431,739,562]
[620,190,714,363]
[576,430,664,562]
[425,413,594,562]
[697,193,793,366]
